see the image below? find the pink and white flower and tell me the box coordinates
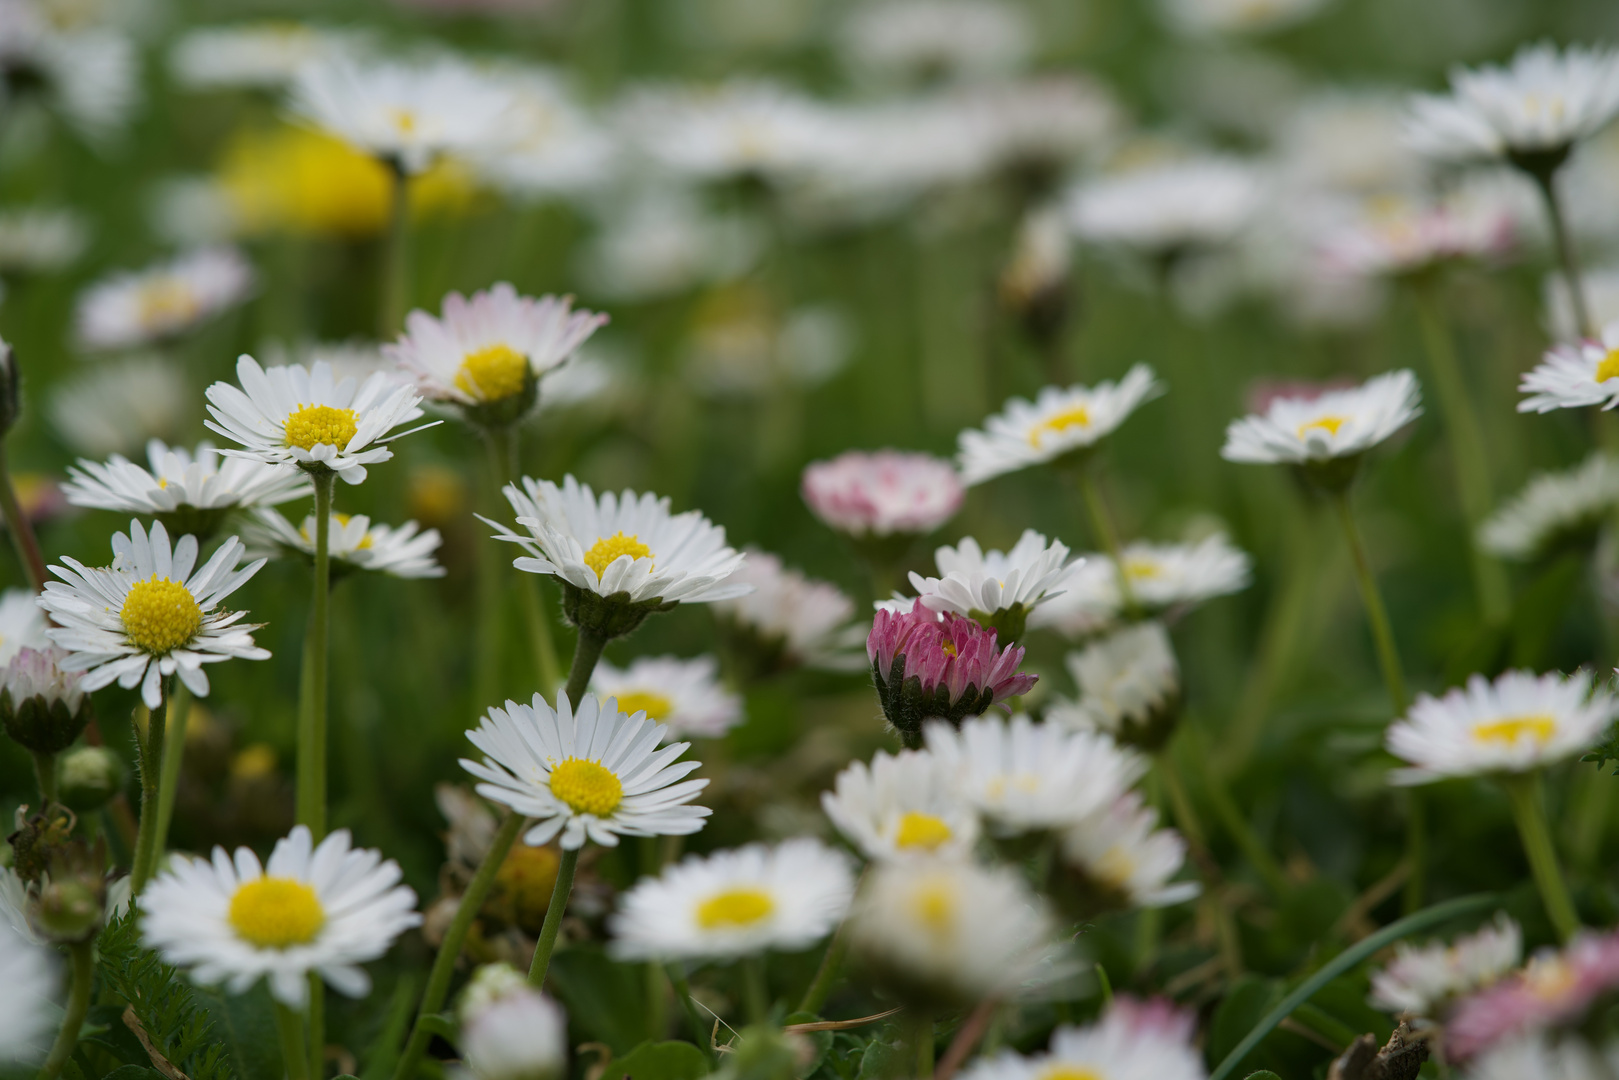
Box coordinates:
[1446,930,1619,1060]
[801,450,964,538]
[868,608,1036,741]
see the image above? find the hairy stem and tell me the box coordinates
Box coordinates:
[129,682,169,896]
[527,847,579,988]
[152,681,192,858]
[273,999,313,1080]
[30,750,54,808]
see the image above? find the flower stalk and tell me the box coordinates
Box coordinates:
[296,468,337,840]
[0,441,47,594]
[273,999,313,1080]
[129,681,169,896]
[1527,167,1593,339]
[526,846,579,988]
[36,938,94,1080]
[1503,771,1580,942]
[152,682,192,858]
[1330,491,1408,714]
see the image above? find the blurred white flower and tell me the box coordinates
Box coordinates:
[50,356,192,457]
[472,65,618,199]
[960,1000,1205,1080]
[801,450,964,538]
[1546,265,1619,342]
[169,22,364,91]
[578,189,762,301]
[0,1,140,140]
[1273,90,1419,194]
[1223,369,1423,465]
[1313,178,1525,278]
[1069,155,1265,256]
[0,206,88,275]
[1481,454,1619,561]
[456,964,567,1080]
[616,79,842,183]
[1369,913,1521,1016]
[0,588,48,669]
[1520,322,1619,413]
[0,920,55,1064]
[837,0,1031,85]
[711,550,865,672]
[1052,621,1180,742]
[1463,1034,1619,1080]
[822,747,980,862]
[75,247,254,351]
[591,654,743,741]
[1159,0,1331,37]
[1060,793,1199,910]
[245,510,445,579]
[1111,534,1253,611]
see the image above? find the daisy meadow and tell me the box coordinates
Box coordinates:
[959,997,1205,1080]
[461,691,711,850]
[456,963,567,1080]
[1369,913,1522,1017]
[167,22,362,92]
[800,450,964,538]
[38,519,268,708]
[244,509,445,579]
[1385,669,1619,783]
[907,529,1076,642]
[1446,930,1619,1061]
[75,247,253,351]
[0,920,55,1064]
[609,838,854,961]
[386,283,608,427]
[1519,322,1619,413]
[140,825,421,1008]
[590,654,743,741]
[957,366,1163,485]
[204,355,427,484]
[868,608,1037,743]
[1026,556,1123,638]
[1057,792,1199,915]
[1222,369,1423,483]
[821,748,980,862]
[1480,453,1619,560]
[1050,620,1181,750]
[710,550,865,673]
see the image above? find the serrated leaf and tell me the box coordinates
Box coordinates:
[194,983,282,1080]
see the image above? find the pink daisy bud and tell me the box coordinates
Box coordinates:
[867,608,1036,744]
[801,450,963,539]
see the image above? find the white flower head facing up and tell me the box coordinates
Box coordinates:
[957,365,1164,485]
[1051,620,1181,750]
[1222,369,1422,476]
[609,838,854,962]
[1061,792,1199,912]
[456,964,567,1080]
[908,529,1077,640]
[800,450,964,538]
[0,919,55,1064]
[386,283,608,426]
[1110,534,1253,612]
[616,79,842,184]
[1480,453,1619,561]
[1068,156,1264,256]
[959,999,1206,1080]
[244,509,445,579]
[39,519,269,709]
[1520,321,1619,413]
[1369,913,1521,1017]
[140,825,421,1009]
[1385,669,1619,784]
[590,654,743,741]
[75,247,254,352]
[461,691,711,850]
[821,748,980,862]
[710,551,866,673]
[205,355,428,485]
[1405,42,1619,165]
[836,0,1032,85]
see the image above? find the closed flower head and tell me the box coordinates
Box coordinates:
[868,608,1036,740]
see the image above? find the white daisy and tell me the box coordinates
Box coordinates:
[1025,556,1121,638]
[1158,0,1330,36]
[1050,621,1180,748]
[1315,179,1523,279]
[0,9,139,141]
[836,0,1031,85]
[0,919,55,1064]
[709,551,865,672]
[1519,321,1619,413]
[1405,43,1619,163]
[926,715,1146,834]
[244,509,445,579]
[908,529,1077,633]
[289,54,516,174]
[1222,369,1423,465]
[577,189,762,303]
[821,748,980,862]
[470,65,618,202]
[48,355,191,457]
[847,857,1056,1005]
[1274,91,1417,194]
[959,1002,1205,1080]
[0,206,88,275]
[140,825,421,1008]
[1369,913,1521,1016]
[957,366,1164,485]
[38,519,269,709]
[1480,454,1619,560]
[204,354,428,485]
[1385,669,1619,784]
[1068,156,1264,255]
[1464,1035,1619,1080]
[0,588,48,669]
[487,475,750,608]
[1110,534,1253,611]
[800,450,964,538]
[456,964,567,1080]
[62,439,309,535]
[609,838,854,961]
[1059,793,1199,911]
[385,284,607,421]
[460,691,711,850]
[590,655,742,741]
[168,22,363,92]
[615,79,841,184]
[75,247,254,351]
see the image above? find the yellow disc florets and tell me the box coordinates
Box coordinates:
[135,278,202,331]
[283,404,359,452]
[695,887,776,929]
[583,533,653,580]
[454,344,530,402]
[893,812,953,852]
[1038,1067,1105,1080]
[1597,349,1619,384]
[1296,415,1347,439]
[1029,404,1091,447]
[228,877,326,949]
[120,576,203,655]
[547,757,624,817]
[615,690,673,722]
[1472,714,1557,745]
[910,879,956,933]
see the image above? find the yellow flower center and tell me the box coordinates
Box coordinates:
[1595,349,1619,383]
[135,278,201,330]
[695,887,776,929]
[615,690,674,721]
[583,533,653,580]
[1471,714,1557,745]
[454,344,530,402]
[391,108,418,134]
[1028,404,1091,447]
[283,404,359,452]
[1526,957,1577,999]
[1296,415,1347,439]
[228,877,326,949]
[547,757,624,817]
[1038,1068,1105,1080]
[893,812,953,852]
[911,880,956,933]
[120,576,202,655]
[1123,558,1161,580]
[1094,845,1135,888]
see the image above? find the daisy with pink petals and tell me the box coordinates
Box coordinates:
[1446,930,1619,1061]
[801,450,964,539]
[868,607,1036,746]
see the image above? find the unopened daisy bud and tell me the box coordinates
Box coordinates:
[0,338,18,439]
[800,450,964,554]
[0,647,90,756]
[1050,621,1181,751]
[56,746,123,813]
[458,963,567,1080]
[867,609,1037,745]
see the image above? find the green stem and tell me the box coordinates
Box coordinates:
[1330,491,1407,714]
[646,962,668,1041]
[563,629,607,706]
[153,682,191,858]
[30,750,55,807]
[273,1000,313,1080]
[488,429,562,696]
[1533,169,1593,339]
[913,1017,934,1080]
[380,161,410,338]
[668,964,715,1060]
[1410,283,1509,625]
[392,813,525,1080]
[35,939,92,1080]
[296,470,336,840]
[1503,772,1580,942]
[0,443,47,593]
[1158,754,1242,977]
[741,955,770,1026]
[130,681,169,896]
[1568,765,1613,872]
[1076,466,1136,611]
[527,847,579,987]
[307,976,324,1080]
[796,924,850,1015]
[1404,789,1426,915]
[1208,893,1498,1080]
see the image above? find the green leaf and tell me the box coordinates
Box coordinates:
[855,1040,904,1080]
[95,909,232,1080]
[611,1040,712,1080]
[194,983,284,1080]
[783,1012,832,1079]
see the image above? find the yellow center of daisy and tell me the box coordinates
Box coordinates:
[1123,558,1160,580]
[1028,405,1091,446]
[1038,1068,1105,1080]
[893,812,954,852]
[615,690,673,721]
[120,576,202,654]
[911,880,956,933]
[1297,415,1347,439]
[1471,714,1557,745]
[1526,957,1577,999]
[228,877,326,949]
[284,404,359,452]
[584,533,653,580]
[1094,845,1136,889]
[135,278,201,330]
[547,757,624,817]
[1596,349,1619,383]
[454,344,530,402]
[695,887,776,929]
[391,108,418,134]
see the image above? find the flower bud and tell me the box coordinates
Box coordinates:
[0,648,91,755]
[867,609,1036,745]
[458,963,567,1080]
[33,877,102,943]
[58,746,124,813]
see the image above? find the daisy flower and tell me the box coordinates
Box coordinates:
[1109,534,1253,612]
[710,551,865,673]
[0,920,55,1064]
[836,0,1031,84]
[1058,792,1199,913]
[168,22,362,92]
[75,247,254,351]
[1050,621,1181,750]
[926,714,1146,834]
[609,839,854,961]
[460,691,711,850]
[0,205,88,275]
[908,529,1077,640]
[1068,156,1263,256]
[956,366,1163,485]
[62,438,309,538]
[1316,180,1522,278]
[49,356,190,457]
[0,588,48,669]
[1404,43,1619,164]
[244,510,445,579]
[1369,913,1521,1017]
[457,964,567,1080]
[1463,1034,1619,1080]
[1025,557,1121,638]
[204,355,428,485]
[1222,369,1423,471]
[1519,322,1619,413]
[385,284,608,426]
[959,999,1204,1080]
[0,646,90,756]
[1385,669,1619,784]
[616,79,841,184]
[1446,930,1619,1061]
[1480,454,1619,560]
[38,519,269,708]
[590,655,743,741]
[140,825,421,1008]
[821,748,980,862]
[800,450,964,538]
[869,608,1037,742]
